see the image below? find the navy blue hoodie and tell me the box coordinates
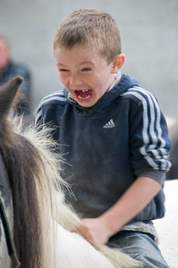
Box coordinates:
[36,74,171,223]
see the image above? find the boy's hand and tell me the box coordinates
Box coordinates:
[74,217,113,249]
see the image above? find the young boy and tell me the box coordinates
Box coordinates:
[36,9,171,267]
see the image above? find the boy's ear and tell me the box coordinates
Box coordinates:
[111,53,125,73]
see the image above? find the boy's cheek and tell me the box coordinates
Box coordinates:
[59,75,67,85]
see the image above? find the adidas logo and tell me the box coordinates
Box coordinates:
[103,119,115,128]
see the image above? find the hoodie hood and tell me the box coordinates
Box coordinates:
[68,74,138,116]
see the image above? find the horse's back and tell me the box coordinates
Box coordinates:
[54,223,114,268]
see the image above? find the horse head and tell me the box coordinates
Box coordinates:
[0,76,54,268]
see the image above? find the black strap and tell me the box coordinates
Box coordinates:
[0,194,20,268]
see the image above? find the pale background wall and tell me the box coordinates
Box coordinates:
[0,0,177,116]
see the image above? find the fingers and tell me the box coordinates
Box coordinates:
[72,224,93,245]
[72,218,110,249]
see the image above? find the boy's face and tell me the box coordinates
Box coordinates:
[54,44,120,107]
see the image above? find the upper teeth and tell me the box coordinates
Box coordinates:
[77,89,89,92]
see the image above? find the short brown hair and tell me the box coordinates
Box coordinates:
[54,9,122,63]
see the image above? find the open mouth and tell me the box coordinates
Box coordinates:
[74,89,93,100]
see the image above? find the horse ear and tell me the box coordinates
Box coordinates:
[0,76,23,118]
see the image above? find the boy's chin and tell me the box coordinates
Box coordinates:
[77,101,95,108]
[74,96,97,108]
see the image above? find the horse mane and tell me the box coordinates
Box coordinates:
[0,119,60,268]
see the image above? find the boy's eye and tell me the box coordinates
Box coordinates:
[59,69,69,72]
[81,68,92,72]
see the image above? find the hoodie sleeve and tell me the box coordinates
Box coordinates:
[35,101,44,127]
[35,89,68,127]
[127,87,171,184]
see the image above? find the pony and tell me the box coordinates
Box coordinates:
[0,77,141,268]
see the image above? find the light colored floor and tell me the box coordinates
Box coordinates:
[154,180,178,268]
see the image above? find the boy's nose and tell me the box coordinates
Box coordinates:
[68,73,82,87]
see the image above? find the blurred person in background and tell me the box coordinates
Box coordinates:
[0,35,33,125]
